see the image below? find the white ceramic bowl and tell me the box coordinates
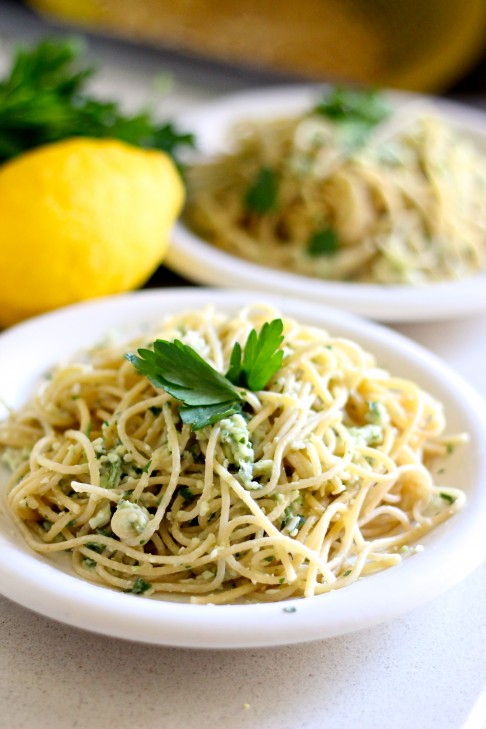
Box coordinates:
[168,86,486,322]
[1,289,485,648]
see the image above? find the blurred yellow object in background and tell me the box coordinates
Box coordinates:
[0,138,184,327]
[30,0,486,91]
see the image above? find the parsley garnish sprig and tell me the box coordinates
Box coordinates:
[226,319,284,391]
[313,86,390,150]
[126,319,284,430]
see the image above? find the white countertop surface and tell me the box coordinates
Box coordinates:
[0,8,485,728]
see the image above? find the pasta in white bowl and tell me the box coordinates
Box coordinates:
[168,86,486,322]
[0,289,485,647]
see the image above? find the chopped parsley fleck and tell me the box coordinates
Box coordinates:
[87,542,105,554]
[263,555,275,563]
[307,227,339,257]
[85,422,92,438]
[343,569,352,577]
[440,492,456,504]
[446,444,455,455]
[82,557,97,568]
[180,486,194,502]
[281,508,305,532]
[128,577,152,595]
[245,167,278,214]
[280,508,292,530]
[142,460,152,473]
[283,606,297,613]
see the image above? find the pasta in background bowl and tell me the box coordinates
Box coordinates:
[168,87,486,322]
[0,289,485,647]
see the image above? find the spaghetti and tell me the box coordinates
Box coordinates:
[185,107,486,284]
[0,305,465,603]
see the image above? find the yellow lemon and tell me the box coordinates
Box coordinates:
[0,137,184,327]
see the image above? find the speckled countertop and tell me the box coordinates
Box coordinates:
[0,5,485,728]
[1,562,485,729]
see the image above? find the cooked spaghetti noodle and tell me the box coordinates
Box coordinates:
[185,108,486,284]
[0,305,464,603]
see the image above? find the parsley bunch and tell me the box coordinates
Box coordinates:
[126,319,284,430]
[0,38,194,164]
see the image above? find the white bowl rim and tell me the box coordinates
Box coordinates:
[0,287,485,648]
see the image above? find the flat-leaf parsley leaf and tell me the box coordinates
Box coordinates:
[128,577,152,595]
[226,319,284,391]
[126,340,242,430]
[126,319,285,430]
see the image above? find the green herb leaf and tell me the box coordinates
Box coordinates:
[314,86,390,127]
[87,542,105,554]
[126,320,284,430]
[128,577,152,595]
[0,38,195,165]
[179,486,194,502]
[245,167,278,214]
[126,340,243,430]
[280,507,293,530]
[313,87,390,149]
[440,492,456,504]
[100,458,122,489]
[226,319,284,391]
[180,401,243,430]
[127,340,242,406]
[307,228,339,257]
